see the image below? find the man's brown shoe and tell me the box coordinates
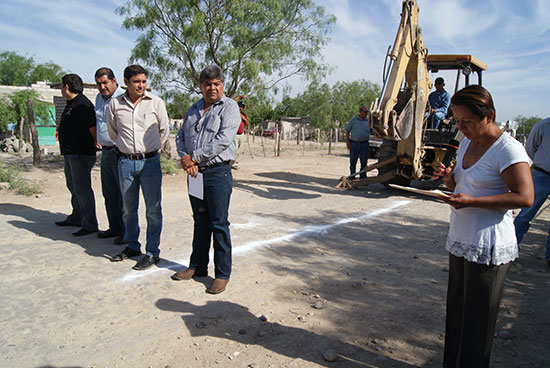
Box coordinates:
[206,278,228,294]
[171,268,208,281]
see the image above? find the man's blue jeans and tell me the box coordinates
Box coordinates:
[188,163,233,279]
[428,112,446,130]
[514,168,550,260]
[101,147,124,235]
[349,141,369,179]
[63,154,98,231]
[118,154,163,258]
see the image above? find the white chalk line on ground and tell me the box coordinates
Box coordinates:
[119,200,411,282]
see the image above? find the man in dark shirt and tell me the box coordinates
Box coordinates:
[55,74,99,236]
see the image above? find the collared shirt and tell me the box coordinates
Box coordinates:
[95,86,124,146]
[525,117,550,172]
[428,89,450,115]
[237,111,249,134]
[345,115,370,142]
[107,90,170,154]
[58,93,96,155]
[176,94,240,166]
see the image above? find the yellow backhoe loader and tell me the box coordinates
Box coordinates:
[337,0,486,189]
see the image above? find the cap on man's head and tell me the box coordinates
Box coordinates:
[435,77,445,85]
[238,101,245,108]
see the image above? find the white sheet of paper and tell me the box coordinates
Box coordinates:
[388,183,449,198]
[188,172,204,200]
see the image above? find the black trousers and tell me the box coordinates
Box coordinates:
[443,254,511,368]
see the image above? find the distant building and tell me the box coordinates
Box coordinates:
[0,81,98,127]
[262,117,312,140]
[0,81,98,146]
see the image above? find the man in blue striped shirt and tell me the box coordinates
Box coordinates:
[173,65,241,294]
[94,67,125,244]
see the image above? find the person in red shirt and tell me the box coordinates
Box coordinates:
[231,100,250,169]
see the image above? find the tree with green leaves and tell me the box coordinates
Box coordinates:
[0,96,16,133]
[273,95,305,119]
[0,50,65,86]
[331,79,380,128]
[273,79,381,129]
[243,95,275,127]
[301,82,333,129]
[0,89,53,135]
[515,115,542,137]
[164,92,196,120]
[0,51,34,86]
[117,0,335,97]
[29,62,65,85]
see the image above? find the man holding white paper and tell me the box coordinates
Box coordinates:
[173,65,241,294]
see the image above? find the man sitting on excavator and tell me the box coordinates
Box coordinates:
[426,77,451,130]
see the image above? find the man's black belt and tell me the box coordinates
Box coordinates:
[350,140,369,143]
[102,145,115,149]
[198,161,230,172]
[118,151,158,160]
[533,165,550,175]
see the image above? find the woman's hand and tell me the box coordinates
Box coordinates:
[442,192,473,209]
[439,162,534,210]
[431,162,456,191]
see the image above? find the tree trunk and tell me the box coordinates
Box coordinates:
[260,130,266,157]
[18,116,24,153]
[245,130,253,159]
[302,127,305,156]
[328,129,332,155]
[27,99,41,166]
[161,137,171,158]
[275,124,282,157]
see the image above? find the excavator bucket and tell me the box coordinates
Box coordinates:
[394,96,414,140]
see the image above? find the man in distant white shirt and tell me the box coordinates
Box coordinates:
[94,67,125,245]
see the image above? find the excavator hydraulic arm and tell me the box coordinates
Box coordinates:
[369,0,432,142]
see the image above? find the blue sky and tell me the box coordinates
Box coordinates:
[0,0,548,122]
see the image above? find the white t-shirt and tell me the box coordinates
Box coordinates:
[446,132,530,265]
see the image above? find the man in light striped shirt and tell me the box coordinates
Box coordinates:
[172,65,241,294]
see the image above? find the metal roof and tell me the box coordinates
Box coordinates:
[427,54,487,72]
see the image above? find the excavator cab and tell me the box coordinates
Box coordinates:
[424,54,487,144]
[427,54,487,92]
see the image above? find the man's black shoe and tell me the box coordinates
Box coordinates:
[110,247,142,262]
[55,220,79,227]
[132,255,160,270]
[97,229,121,239]
[73,229,98,237]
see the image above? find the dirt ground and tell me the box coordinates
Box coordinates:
[1,136,549,368]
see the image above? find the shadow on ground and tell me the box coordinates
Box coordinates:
[0,203,181,270]
[156,299,418,367]
[234,171,403,200]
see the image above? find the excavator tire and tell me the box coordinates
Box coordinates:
[377,140,411,187]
